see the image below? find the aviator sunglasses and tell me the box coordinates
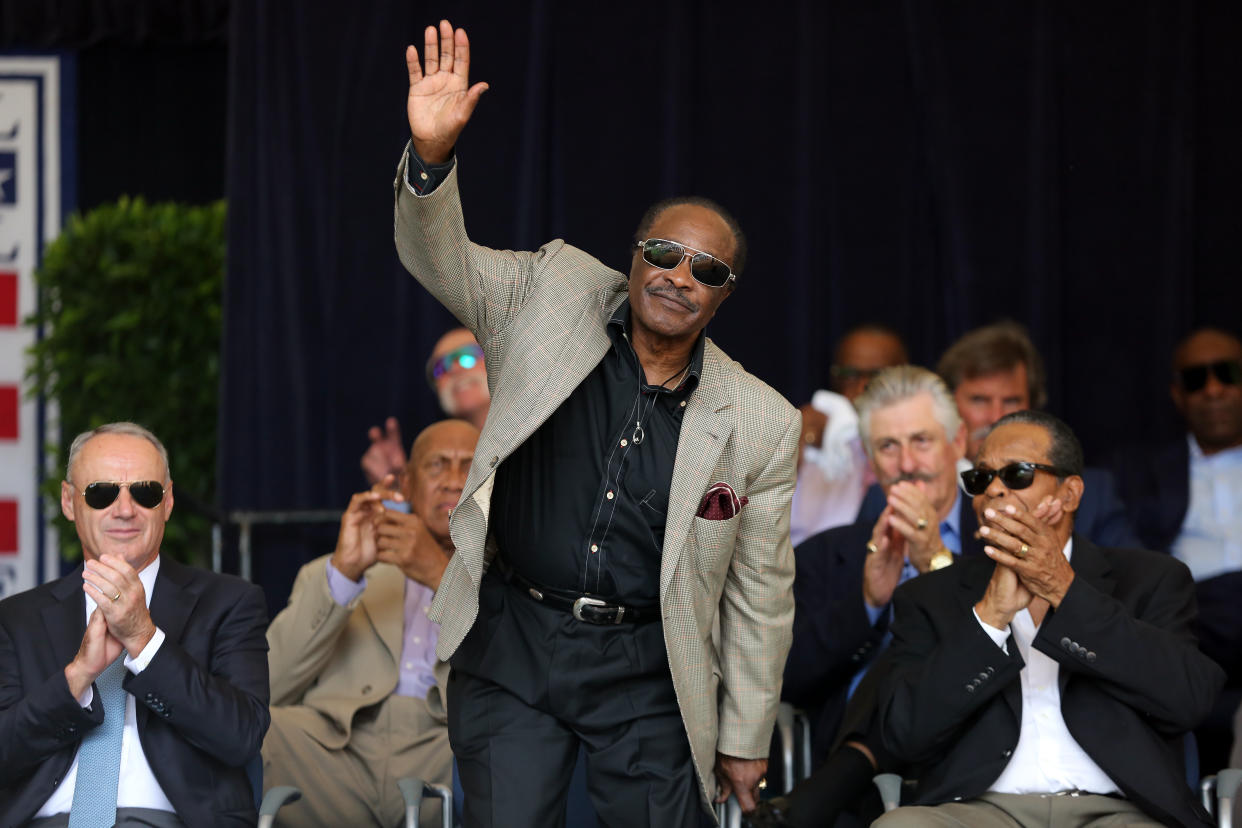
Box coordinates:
[78,480,166,510]
[426,344,484,385]
[1179,360,1242,393]
[959,462,1073,497]
[637,239,736,288]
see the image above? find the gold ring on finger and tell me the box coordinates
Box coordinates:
[757,778,767,791]
[111,591,121,601]
[916,518,928,530]
[866,542,879,554]
[1018,544,1030,557]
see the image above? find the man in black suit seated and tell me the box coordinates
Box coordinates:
[874,410,1223,827]
[0,422,270,828]
[1114,328,1242,772]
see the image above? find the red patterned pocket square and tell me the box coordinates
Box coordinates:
[697,482,748,520]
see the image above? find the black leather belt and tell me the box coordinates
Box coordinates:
[497,559,658,625]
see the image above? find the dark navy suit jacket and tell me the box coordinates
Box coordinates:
[782,497,982,763]
[0,557,270,828]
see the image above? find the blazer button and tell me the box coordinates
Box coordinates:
[1060,637,1072,651]
[965,684,975,693]
[977,672,989,681]
[145,692,155,702]
[489,456,499,467]
[1002,749,1013,758]
[362,685,372,695]
[1086,651,1097,662]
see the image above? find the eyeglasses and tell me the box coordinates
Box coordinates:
[78,480,166,510]
[637,239,736,288]
[1179,360,1242,393]
[426,344,484,385]
[959,462,1073,496]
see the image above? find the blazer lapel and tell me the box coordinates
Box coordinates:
[661,341,734,596]
[43,566,88,672]
[361,564,406,662]
[149,556,199,646]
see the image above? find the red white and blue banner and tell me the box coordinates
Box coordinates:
[0,54,71,596]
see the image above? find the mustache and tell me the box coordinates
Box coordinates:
[646,286,698,312]
[879,470,937,487]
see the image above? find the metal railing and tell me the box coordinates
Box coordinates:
[211,510,342,580]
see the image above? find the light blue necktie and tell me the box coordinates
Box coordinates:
[68,655,127,828]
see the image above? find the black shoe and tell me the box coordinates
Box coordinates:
[741,796,795,828]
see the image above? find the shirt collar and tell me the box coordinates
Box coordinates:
[1187,432,1242,466]
[607,299,705,393]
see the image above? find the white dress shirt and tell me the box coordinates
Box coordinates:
[975,539,1121,795]
[790,389,870,545]
[37,556,176,816]
[1171,435,1242,582]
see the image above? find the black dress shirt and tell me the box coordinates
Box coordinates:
[490,302,703,604]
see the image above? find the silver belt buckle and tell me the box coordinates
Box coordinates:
[573,596,624,624]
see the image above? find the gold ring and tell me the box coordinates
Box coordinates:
[866,541,879,554]
[1018,544,1030,557]
[916,518,928,530]
[757,778,767,791]
[111,591,121,602]
[804,431,817,444]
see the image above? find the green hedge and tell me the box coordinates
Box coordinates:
[26,197,226,565]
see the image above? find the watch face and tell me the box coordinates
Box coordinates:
[929,551,953,570]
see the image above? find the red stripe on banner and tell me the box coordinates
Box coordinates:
[0,499,16,553]
[0,385,17,440]
[0,272,15,326]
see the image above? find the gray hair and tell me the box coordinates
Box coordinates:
[66,422,171,484]
[855,365,962,459]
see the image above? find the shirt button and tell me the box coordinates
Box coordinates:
[405,662,414,669]
[413,636,421,643]
[620,439,628,447]
[590,544,599,552]
[419,171,428,180]
[606,491,614,500]
[680,401,686,407]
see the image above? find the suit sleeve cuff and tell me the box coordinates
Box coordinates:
[405,144,456,195]
[326,559,367,607]
[125,626,166,673]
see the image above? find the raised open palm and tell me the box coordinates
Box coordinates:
[406,20,489,164]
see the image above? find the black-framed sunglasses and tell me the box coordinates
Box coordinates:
[637,238,736,288]
[1179,360,1242,393]
[959,462,1073,496]
[426,344,484,385]
[79,480,166,510]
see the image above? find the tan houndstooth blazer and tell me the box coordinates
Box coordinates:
[393,149,799,809]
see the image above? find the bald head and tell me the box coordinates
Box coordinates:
[403,419,479,546]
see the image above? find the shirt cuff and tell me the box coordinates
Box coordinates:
[124,627,166,673]
[78,686,94,708]
[864,602,888,627]
[326,559,367,607]
[973,608,1010,654]
[405,145,455,195]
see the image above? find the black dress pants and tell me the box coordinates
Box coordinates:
[447,569,710,828]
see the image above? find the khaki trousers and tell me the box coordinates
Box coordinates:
[871,792,1165,827]
[262,694,451,828]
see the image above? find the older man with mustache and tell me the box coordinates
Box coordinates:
[782,366,982,780]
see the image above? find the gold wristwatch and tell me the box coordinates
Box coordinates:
[929,547,954,570]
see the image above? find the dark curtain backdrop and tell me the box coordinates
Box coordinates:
[9,1,1237,603]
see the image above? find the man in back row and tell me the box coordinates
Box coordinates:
[0,422,270,827]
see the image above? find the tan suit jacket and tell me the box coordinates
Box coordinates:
[393,151,799,807]
[267,556,449,748]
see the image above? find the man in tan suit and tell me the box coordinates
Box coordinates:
[262,420,477,827]
[393,21,799,826]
